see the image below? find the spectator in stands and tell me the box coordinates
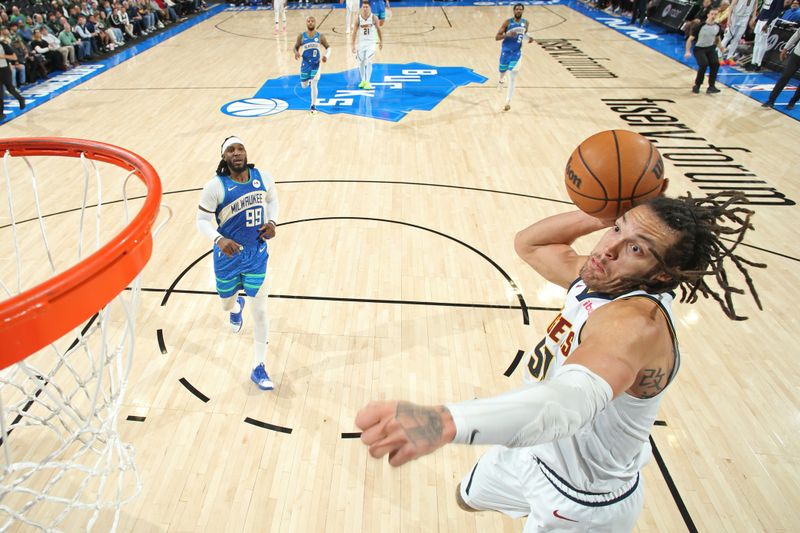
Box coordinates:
[153,0,178,24]
[8,5,24,25]
[18,18,33,41]
[111,4,136,39]
[783,0,800,21]
[98,11,125,45]
[73,15,95,57]
[0,31,26,121]
[45,12,60,34]
[30,27,65,71]
[40,25,72,68]
[762,26,800,108]
[685,8,726,93]
[87,13,112,51]
[58,19,82,62]
[684,0,714,39]
[11,28,47,84]
[631,0,648,26]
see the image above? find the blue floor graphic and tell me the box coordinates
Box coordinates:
[222,63,487,121]
[2,0,797,124]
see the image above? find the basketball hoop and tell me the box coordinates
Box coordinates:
[0,138,163,531]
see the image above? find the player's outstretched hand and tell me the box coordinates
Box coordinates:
[379,41,383,50]
[322,56,327,63]
[355,400,456,467]
[294,51,300,60]
[259,221,276,240]
[217,237,243,257]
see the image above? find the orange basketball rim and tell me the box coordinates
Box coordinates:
[0,138,162,369]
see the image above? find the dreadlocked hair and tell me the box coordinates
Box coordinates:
[627,191,765,321]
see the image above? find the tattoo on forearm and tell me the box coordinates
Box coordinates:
[395,402,444,448]
[637,368,666,398]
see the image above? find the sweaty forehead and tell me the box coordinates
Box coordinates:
[622,206,678,253]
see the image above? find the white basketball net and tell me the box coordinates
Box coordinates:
[0,148,153,531]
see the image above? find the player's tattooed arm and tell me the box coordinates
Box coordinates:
[635,367,667,398]
[356,401,456,467]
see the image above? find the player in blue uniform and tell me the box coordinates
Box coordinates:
[294,16,331,115]
[495,4,533,111]
[196,136,280,391]
[369,0,390,26]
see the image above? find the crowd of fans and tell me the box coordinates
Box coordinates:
[586,0,799,69]
[0,0,207,90]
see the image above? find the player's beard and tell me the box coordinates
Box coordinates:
[228,157,248,174]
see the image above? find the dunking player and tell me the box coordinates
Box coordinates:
[496,3,533,112]
[294,16,331,114]
[352,0,383,89]
[273,0,286,34]
[342,0,359,34]
[356,193,764,531]
[196,137,280,391]
[369,0,389,26]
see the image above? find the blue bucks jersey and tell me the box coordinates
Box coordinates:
[301,31,322,64]
[215,167,269,248]
[501,18,528,54]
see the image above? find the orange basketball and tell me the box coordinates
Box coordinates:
[564,130,665,220]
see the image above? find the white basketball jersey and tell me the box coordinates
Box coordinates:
[731,0,756,18]
[522,278,680,492]
[357,14,376,49]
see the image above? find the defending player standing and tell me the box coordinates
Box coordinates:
[496,3,533,112]
[352,0,383,89]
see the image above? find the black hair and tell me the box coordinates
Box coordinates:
[629,192,765,320]
[513,3,524,9]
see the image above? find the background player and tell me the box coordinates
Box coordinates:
[352,0,383,89]
[355,193,763,531]
[196,137,280,391]
[342,0,359,34]
[294,16,331,114]
[369,0,390,26]
[274,0,287,34]
[719,0,757,65]
[496,4,533,112]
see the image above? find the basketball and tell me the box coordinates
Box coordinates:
[564,130,665,220]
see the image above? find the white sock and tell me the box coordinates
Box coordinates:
[251,288,269,367]
[507,70,518,104]
[222,295,241,313]
[499,71,507,82]
[311,78,318,105]
[253,341,268,368]
[359,60,366,82]
[365,62,372,84]
[346,10,351,30]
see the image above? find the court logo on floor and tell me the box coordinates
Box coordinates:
[221,62,487,122]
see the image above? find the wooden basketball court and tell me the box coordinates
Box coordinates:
[2,2,799,531]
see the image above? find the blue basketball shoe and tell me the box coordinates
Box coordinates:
[230,296,245,333]
[250,363,274,390]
